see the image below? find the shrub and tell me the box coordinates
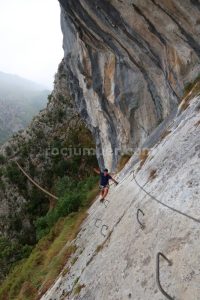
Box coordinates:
[28,162,36,177]
[20,144,30,158]
[60,73,67,79]
[6,162,26,190]
[35,176,98,240]
[5,146,12,157]
[9,215,23,232]
[182,74,200,110]
[148,169,157,181]
[117,154,132,172]
[26,188,49,218]
[0,154,6,164]
[35,129,45,140]
[184,73,200,95]
[52,160,68,177]
[0,167,4,177]
[160,130,171,141]
[0,237,32,281]
[138,149,149,170]
[58,94,65,103]
[0,180,5,192]
[47,94,52,103]
[74,283,85,295]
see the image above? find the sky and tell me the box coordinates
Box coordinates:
[0,0,63,89]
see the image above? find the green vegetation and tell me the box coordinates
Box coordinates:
[36,176,98,240]
[47,94,52,103]
[95,244,104,253]
[178,74,200,111]
[0,180,5,192]
[148,169,157,181]
[184,73,200,96]
[58,94,65,103]
[0,237,32,282]
[5,146,12,157]
[5,162,27,191]
[117,154,132,172]
[73,283,86,295]
[0,125,97,280]
[160,129,171,141]
[71,256,78,266]
[137,148,149,171]
[0,68,98,290]
[0,155,6,164]
[0,167,3,177]
[0,181,99,300]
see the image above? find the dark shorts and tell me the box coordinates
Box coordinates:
[99,184,109,190]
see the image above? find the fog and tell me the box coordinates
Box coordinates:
[0,0,63,89]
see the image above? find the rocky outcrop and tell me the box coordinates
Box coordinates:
[59,0,200,170]
[41,95,200,300]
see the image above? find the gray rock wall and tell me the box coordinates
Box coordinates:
[41,95,200,300]
[59,0,200,170]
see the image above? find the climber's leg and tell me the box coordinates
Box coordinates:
[102,186,109,200]
[99,185,104,202]
[99,185,109,202]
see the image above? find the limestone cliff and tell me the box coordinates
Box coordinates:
[1,0,200,297]
[41,95,200,300]
[38,2,200,298]
[59,0,200,170]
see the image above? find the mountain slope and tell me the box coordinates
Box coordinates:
[0,61,97,282]
[0,71,46,93]
[41,95,200,300]
[0,71,49,144]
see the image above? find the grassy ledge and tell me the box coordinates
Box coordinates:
[0,182,99,300]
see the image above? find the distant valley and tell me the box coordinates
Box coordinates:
[0,71,49,144]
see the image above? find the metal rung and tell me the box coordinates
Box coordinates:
[156,252,174,300]
[101,224,109,237]
[136,209,145,229]
[104,200,109,208]
[95,218,102,228]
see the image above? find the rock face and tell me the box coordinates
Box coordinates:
[59,0,200,170]
[41,95,200,300]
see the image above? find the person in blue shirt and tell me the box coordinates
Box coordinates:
[94,168,118,202]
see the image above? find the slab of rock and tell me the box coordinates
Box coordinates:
[41,96,200,299]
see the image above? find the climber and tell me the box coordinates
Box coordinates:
[93,168,118,202]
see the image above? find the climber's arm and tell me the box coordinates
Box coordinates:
[110,177,119,185]
[93,168,100,175]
